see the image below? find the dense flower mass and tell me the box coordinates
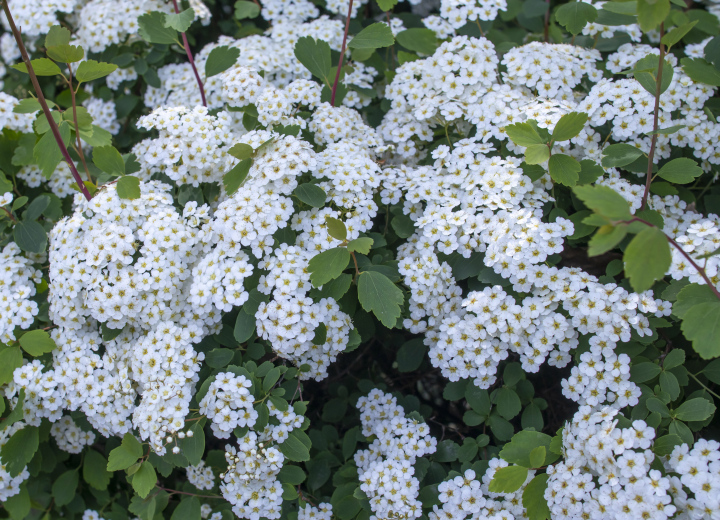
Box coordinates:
[0,0,719,519]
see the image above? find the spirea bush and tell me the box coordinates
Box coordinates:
[2,0,720,519]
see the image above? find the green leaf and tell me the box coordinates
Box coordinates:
[646,397,671,418]
[313,273,352,300]
[348,23,395,49]
[396,339,427,372]
[488,465,529,494]
[499,431,553,468]
[235,0,261,19]
[656,158,703,184]
[346,237,373,254]
[46,44,84,63]
[637,0,669,32]
[524,144,550,165]
[681,301,720,359]
[170,497,200,520]
[548,154,580,186]
[662,21,699,48]
[93,146,126,177]
[34,119,71,179]
[674,283,717,318]
[293,183,326,207]
[325,216,347,241]
[83,450,111,490]
[18,330,56,356]
[376,0,398,10]
[551,112,588,142]
[164,8,194,32]
[529,446,545,469]
[434,440,459,462]
[395,29,438,55]
[573,184,632,220]
[662,349,686,370]
[205,46,240,78]
[13,220,48,254]
[117,176,141,200]
[632,55,674,96]
[278,465,306,485]
[12,58,62,76]
[179,422,205,466]
[588,224,627,256]
[75,59,118,83]
[681,57,720,86]
[630,362,661,383]
[234,310,256,344]
[357,271,404,328]
[138,11,179,44]
[555,1,598,34]
[13,98,43,114]
[673,397,716,421]
[653,434,683,456]
[0,426,38,477]
[522,474,551,520]
[223,158,252,196]
[496,387,522,419]
[107,433,143,471]
[391,214,415,238]
[466,385,491,416]
[0,347,23,386]
[577,160,604,184]
[660,371,680,401]
[505,122,545,146]
[601,143,644,168]
[624,226,671,292]
[228,143,254,160]
[132,461,157,499]
[45,25,71,47]
[52,470,78,507]
[294,37,333,86]
[279,430,311,462]
[308,248,350,287]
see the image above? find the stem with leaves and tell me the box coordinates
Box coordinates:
[641,22,665,211]
[1,0,92,201]
[330,0,353,107]
[171,0,206,107]
[67,63,92,183]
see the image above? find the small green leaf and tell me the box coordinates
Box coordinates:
[45,25,71,47]
[0,347,23,386]
[138,11,179,44]
[179,421,205,466]
[588,224,627,256]
[308,248,350,287]
[624,226,671,292]
[673,397,716,421]
[395,28,438,55]
[132,461,157,499]
[346,237,373,254]
[235,0,261,19]
[12,58,62,76]
[681,57,720,86]
[396,339,427,372]
[227,143,254,160]
[505,122,546,146]
[656,158,703,184]
[662,21,699,48]
[637,0,670,32]
[18,330,56,356]
[522,474,551,520]
[358,271,404,328]
[376,0,398,10]
[601,143,644,168]
[573,184,632,220]
[234,310,256,343]
[164,8,195,32]
[325,216,347,241]
[205,46,240,78]
[552,112,588,142]
[0,426,38,477]
[93,146,126,177]
[107,433,143,471]
[83,450,111,490]
[52,470,78,507]
[294,37,333,86]
[528,446,546,469]
[653,434,683,456]
[223,158,252,196]
[674,283,717,318]
[499,430,554,468]
[524,144,550,165]
[681,301,720,359]
[75,59,118,83]
[630,362,661,383]
[548,154,580,186]
[488,465,529,494]
[348,23,395,49]
[555,1,598,34]
[34,119,71,179]
[278,465,306,485]
[46,44,84,63]
[13,220,48,254]
[117,176,141,200]
[293,183,326,207]
[279,430,311,462]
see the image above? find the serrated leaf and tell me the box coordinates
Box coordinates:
[348,23,395,49]
[223,158,252,196]
[524,144,550,165]
[164,8,194,32]
[18,330,56,356]
[573,184,632,221]
[138,11,179,44]
[505,122,545,146]
[294,37,332,86]
[376,0,398,10]
[93,145,125,177]
[656,157,703,184]
[681,57,720,86]
[52,470,78,507]
[681,301,720,359]
[632,55,674,96]
[673,397,716,421]
[0,426,38,477]
[107,433,143,471]
[13,220,47,254]
[357,271,404,328]
[674,283,717,318]
[325,216,347,241]
[395,28,438,55]
[601,143,644,168]
[653,434,682,456]
[308,248,350,287]
[83,450,111,490]
[227,143,254,160]
[662,21,698,48]
[45,25,71,47]
[522,474,551,520]
[46,44,84,63]
[555,1,598,34]
[488,465,529,494]
[293,183,326,207]
[500,431,553,468]
[624,226,671,292]
[117,176,141,200]
[34,119,71,179]
[132,461,157,499]
[588,225,627,256]
[75,59,118,83]
[205,46,240,78]
[637,0,669,32]
[12,58,62,76]
[552,112,588,142]
[548,154,580,186]
[235,0,260,19]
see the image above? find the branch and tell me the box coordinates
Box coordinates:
[1,0,92,201]
[641,22,665,211]
[171,0,206,107]
[330,0,353,107]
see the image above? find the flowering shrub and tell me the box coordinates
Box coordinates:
[1,0,720,519]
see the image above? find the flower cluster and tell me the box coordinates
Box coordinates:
[199,372,257,439]
[0,242,42,342]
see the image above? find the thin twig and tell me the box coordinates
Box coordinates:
[689,372,720,401]
[67,63,92,183]
[156,486,223,499]
[331,0,354,106]
[641,23,665,211]
[171,0,206,107]
[1,0,92,201]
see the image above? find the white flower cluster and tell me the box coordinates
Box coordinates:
[199,372,257,439]
[0,93,35,133]
[0,422,30,500]
[50,415,96,454]
[0,242,42,342]
[17,162,79,198]
[440,0,508,27]
[187,460,215,491]
[298,503,333,520]
[355,389,437,520]
[546,406,674,520]
[580,0,641,41]
[665,439,720,517]
[83,97,121,135]
[0,0,78,38]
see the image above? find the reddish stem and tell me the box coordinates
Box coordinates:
[1,0,92,201]
[641,23,665,211]
[330,0,354,107]
[171,0,206,107]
